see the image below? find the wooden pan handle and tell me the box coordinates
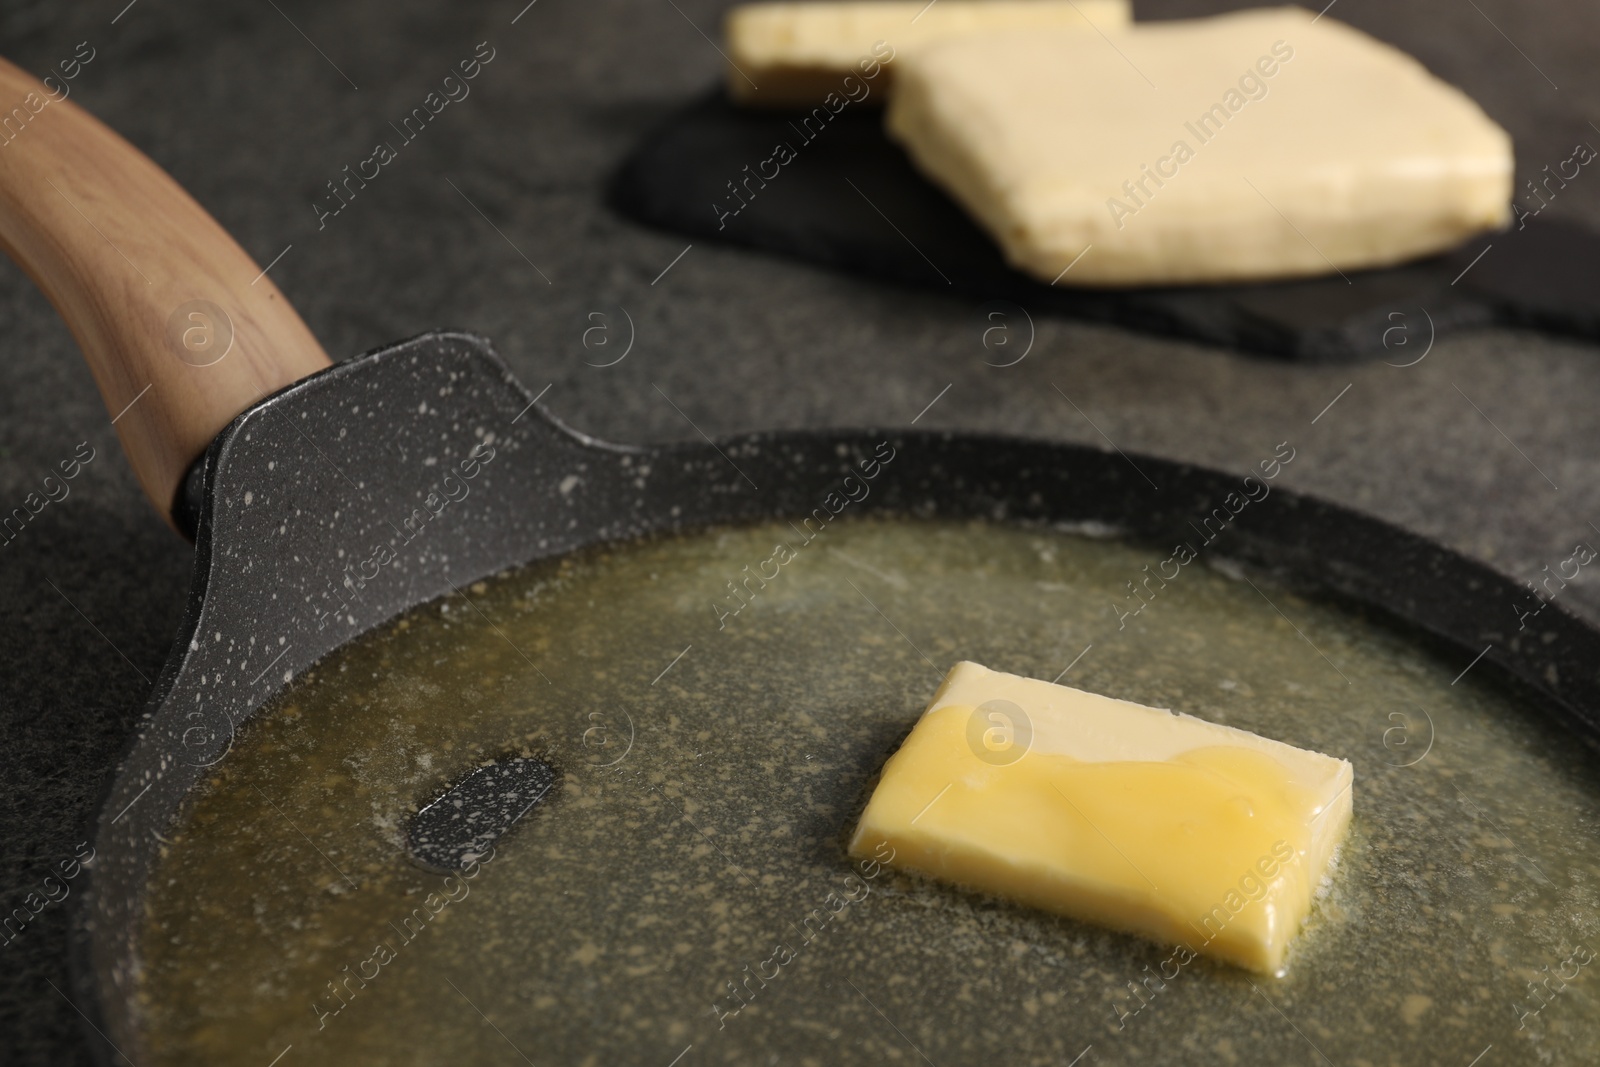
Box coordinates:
[0,54,331,528]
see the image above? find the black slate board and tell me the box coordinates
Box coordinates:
[609,90,1600,361]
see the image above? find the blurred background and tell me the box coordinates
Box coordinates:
[0,0,1595,1060]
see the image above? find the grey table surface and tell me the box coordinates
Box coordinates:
[0,0,1595,1061]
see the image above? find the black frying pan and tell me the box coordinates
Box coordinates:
[0,52,1594,1066]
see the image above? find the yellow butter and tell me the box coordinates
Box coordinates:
[724,0,1131,108]
[886,7,1512,285]
[849,662,1353,974]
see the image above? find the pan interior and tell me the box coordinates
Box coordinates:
[135,515,1600,1065]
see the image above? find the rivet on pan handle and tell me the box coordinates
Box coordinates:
[0,55,332,530]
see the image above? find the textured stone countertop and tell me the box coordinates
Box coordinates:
[0,0,1596,1060]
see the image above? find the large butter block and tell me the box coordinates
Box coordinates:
[849,662,1353,973]
[724,0,1131,108]
[886,7,1513,285]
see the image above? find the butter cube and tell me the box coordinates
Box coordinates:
[886,7,1512,285]
[724,0,1131,108]
[849,662,1353,974]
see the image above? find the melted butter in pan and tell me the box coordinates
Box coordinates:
[137,517,1600,1065]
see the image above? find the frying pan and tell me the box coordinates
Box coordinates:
[1,54,1596,1065]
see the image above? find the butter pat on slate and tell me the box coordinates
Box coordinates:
[848,662,1353,974]
[886,7,1513,285]
[724,0,1131,108]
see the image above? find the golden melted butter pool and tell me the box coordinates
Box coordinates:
[137,517,1600,1065]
